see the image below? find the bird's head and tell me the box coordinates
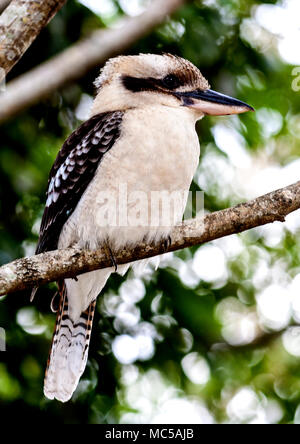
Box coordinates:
[92,53,254,119]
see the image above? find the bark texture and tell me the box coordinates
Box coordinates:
[0,0,67,80]
[0,181,299,296]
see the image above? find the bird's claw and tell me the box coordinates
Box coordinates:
[163,235,172,252]
[106,245,118,272]
[50,291,60,313]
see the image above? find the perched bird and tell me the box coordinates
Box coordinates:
[34,53,253,402]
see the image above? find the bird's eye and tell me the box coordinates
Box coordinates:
[162,74,181,90]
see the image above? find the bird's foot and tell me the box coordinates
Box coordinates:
[106,244,118,272]
[50,291,60,313]
[162,235,172,253]
[30,286,38,302]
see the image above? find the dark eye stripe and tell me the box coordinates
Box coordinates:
[121,75,184,93]
[121,76,158,93]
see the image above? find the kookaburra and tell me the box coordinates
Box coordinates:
[34,53,253,402]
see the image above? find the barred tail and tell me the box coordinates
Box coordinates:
[43,282,96,403]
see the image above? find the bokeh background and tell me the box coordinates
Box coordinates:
[1,0,300,424]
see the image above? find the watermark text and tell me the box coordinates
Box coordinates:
[94,185,204,237]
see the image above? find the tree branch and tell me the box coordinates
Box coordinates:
[0,0,186,124]
[0,0,11,14]
[0,0,67,79]
[0,181,299,296]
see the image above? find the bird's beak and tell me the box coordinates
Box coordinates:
[177,89,254,116]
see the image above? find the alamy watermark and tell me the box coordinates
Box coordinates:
[292,67,300,92]
[94,184,204,236]
[0,327,6,352]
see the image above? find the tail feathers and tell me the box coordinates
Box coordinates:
[44,282,96,403]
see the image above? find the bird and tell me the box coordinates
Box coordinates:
[33,53,254,402]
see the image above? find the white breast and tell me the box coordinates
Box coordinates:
[59,105,200,251]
